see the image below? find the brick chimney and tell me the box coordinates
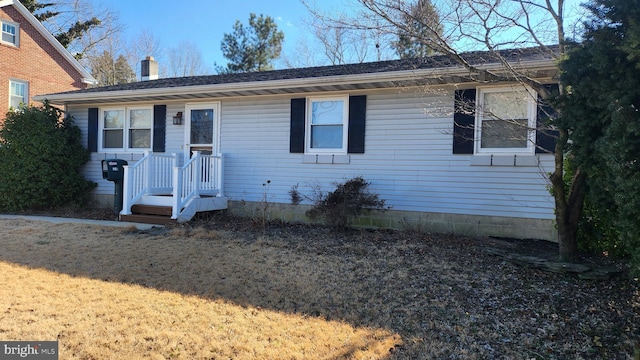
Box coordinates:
[141,56,158,81]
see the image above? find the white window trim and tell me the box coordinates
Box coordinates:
[305,95,349,154]
[8,79,28,109]
[1,19,19,47]
[98,106,154,152]
[474,86,537,155]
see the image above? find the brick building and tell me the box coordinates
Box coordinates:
[0,0,96,120]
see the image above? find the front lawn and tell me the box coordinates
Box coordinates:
[0,217,637,359]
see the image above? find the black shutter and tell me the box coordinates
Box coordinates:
[290,98,306,153]
[347,95,366,154]
[453,89,476,154]
[153,105,166,152]
[535,84,559,154]
[88,107,98,152]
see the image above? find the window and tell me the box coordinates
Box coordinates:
[306,96,349,153]
[290,95,366,155]
[475,87,536,154]
[99,107,153,151]
[128,108,152,148]
[453,86,556,156]
[1,20,18,46]
[9,79,27,109]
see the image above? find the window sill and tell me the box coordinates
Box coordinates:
[0,42,19,49]
[99,149,150,154]
[302,154,350,164]
[470,154,539,167]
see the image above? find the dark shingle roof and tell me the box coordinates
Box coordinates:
[58,45,557,96]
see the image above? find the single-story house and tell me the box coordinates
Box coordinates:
[35,47,559,240]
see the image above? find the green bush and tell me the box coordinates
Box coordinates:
[0,103,95,211]
[577,197,626,257]
[302,176,386,229]
[561,157,626,258]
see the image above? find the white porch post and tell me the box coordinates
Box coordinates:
[121,165,132,215]
[144,151,152,195]
[172,152,178,169]
[217,153,224,197]
[193,151,201,198]
[171,166,181,220]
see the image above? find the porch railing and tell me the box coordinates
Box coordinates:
[121,151,223,218]
[172,151,224,219]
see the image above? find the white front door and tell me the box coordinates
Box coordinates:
[184,102,220,159]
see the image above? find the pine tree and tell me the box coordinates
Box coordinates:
[392,0,441,59]
[219,13,285,73]
[559,0,640,274]
[90,51,136,86]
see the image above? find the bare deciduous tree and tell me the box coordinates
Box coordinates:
[280,37,320,68]
[307,14,379,64]
[311,0,585,262]
[28,0,123,59]
[84,24,135,86]
[292,1,396,66]
[89,50,135,86]
[124,29,165,80]
[166,41,210,77]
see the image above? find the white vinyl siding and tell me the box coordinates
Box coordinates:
[1,19,18,46]
[68,87,555,220]
[218,91,554,220]
[164,103,188,153]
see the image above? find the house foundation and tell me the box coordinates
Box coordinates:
[226,200,558,242]
[90,194,556,241]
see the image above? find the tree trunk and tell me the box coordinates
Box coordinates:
[557,212,579,263]
[550,128,588,263]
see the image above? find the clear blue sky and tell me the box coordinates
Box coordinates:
[104,0,585,70]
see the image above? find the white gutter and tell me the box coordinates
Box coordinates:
[35,58,556,104]
[81,77,99,86]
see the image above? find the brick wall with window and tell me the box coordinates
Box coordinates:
[0,5,89,119]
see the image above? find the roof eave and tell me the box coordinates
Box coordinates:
[35,59,557,105]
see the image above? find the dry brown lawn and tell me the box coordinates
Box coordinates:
[0,216,638,359]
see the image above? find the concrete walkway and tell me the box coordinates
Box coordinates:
[0,214,159,230]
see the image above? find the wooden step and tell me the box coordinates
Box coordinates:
[120,213,176,225]
[131,204,173,216]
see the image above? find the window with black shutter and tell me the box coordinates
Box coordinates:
[290,95,366,155]
[87,105,166,152]
[453,86,557,155]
